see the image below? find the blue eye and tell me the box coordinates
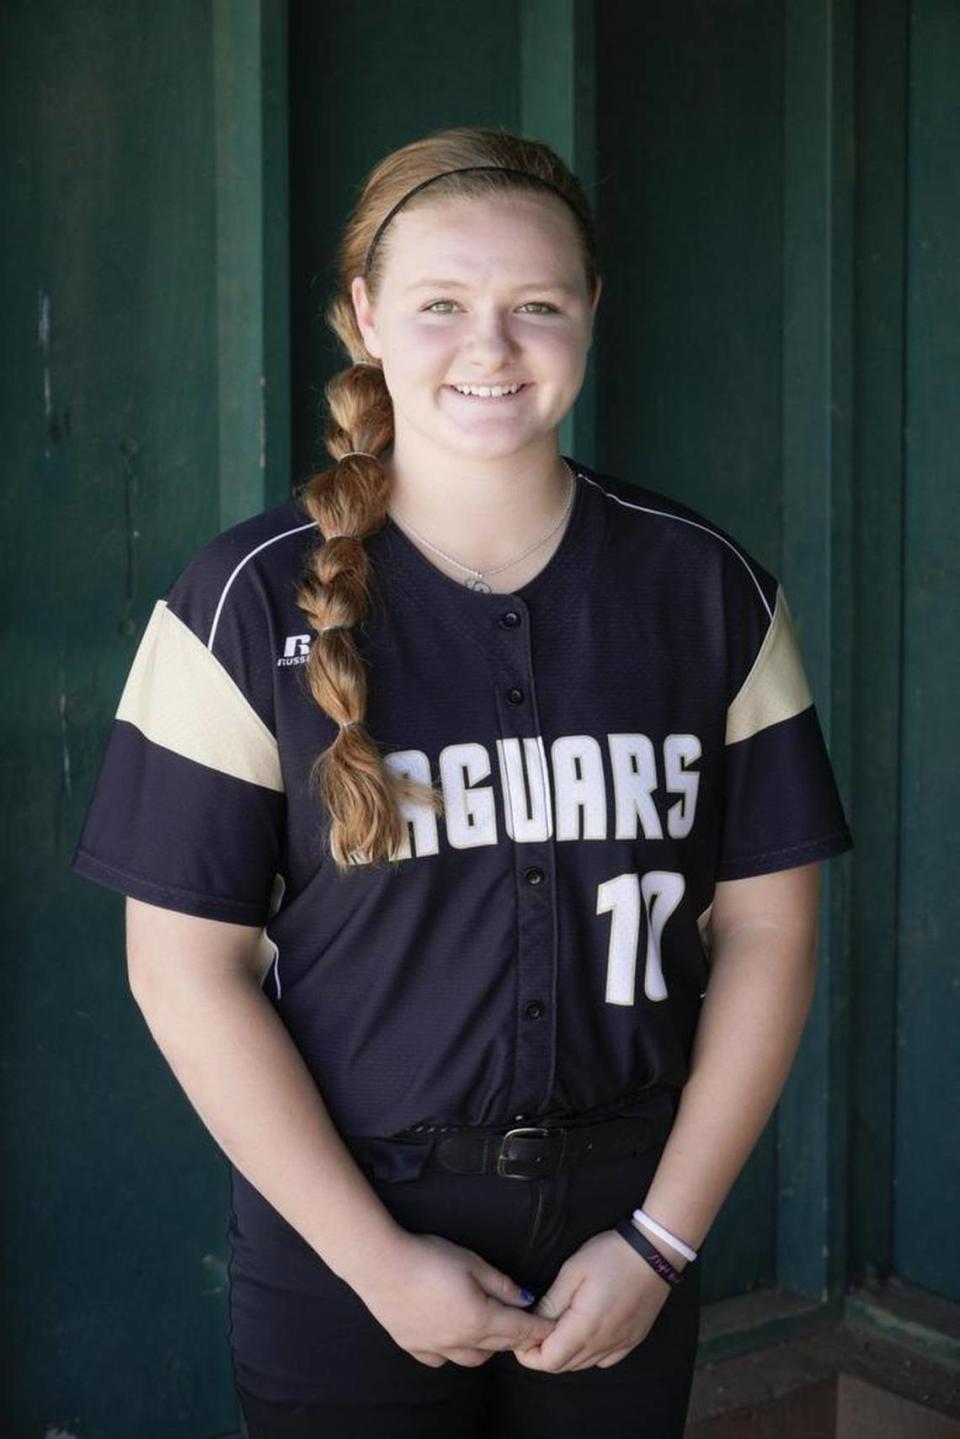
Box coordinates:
[422,300,559,315]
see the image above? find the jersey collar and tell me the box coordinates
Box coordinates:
[371,457,606,628]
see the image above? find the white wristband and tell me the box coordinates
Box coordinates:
[632,1207,699,1263]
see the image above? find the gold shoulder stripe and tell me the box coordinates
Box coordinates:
[115,599,283,793]
[725,587,813,745]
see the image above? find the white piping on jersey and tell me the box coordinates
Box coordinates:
[267,922,282,1001]
[259,871,286,999]
[206,476,774,651]
[582,474,774,621]
[207,520,317,651]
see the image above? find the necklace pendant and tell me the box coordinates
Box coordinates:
[465,575,491,593]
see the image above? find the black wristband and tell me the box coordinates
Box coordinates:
[614,1217,686,1287]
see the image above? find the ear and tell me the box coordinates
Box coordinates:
[350,275,383,360]
[584,276,603,351]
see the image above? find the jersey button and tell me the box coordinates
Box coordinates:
[500,611,521,628]
[524,866,545,885]
[506,686,524,705]
[524,1000,545,1020]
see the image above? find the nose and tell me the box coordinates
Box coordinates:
[462,308,522,368]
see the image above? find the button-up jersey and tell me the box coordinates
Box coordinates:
[71,459,853,1142]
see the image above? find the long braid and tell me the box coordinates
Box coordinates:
[292,366,443,873]
[291,126,600,873]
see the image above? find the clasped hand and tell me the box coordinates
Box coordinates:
[513,1227,675,1372]
[358,1227,674,1373]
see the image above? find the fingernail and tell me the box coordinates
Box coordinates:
[519,1287,536,1304]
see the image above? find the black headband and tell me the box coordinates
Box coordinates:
[362,166,583,276]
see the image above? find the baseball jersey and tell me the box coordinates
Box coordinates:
[70,457,852,1370]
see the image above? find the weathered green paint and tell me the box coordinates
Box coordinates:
[895,0,960,1302]
[849,0,908,1285]
[595,0,787,1303]
[699,1293,846,1367]
[2,3,286,1435]
[777,0,856,1303]
[213,0,290,526]
[289,0,526,480]
[844,1291,960,1370]
[3,0,958,1433]
[520,0,598,465]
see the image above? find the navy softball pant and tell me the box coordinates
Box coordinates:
[231,1097,701,1438]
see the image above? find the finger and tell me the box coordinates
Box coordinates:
[512,1312,606,1370]
[531,1293,562,1320]
[480,1295,556,1349]
[471,1259,538,1310]
[477,1319,555,1352]
[546,1341,596,1372]
[567,1350,606,1371]
[513,1341,577,1373]
[446,1346,495,1367]
[528,1313,596,1373]
[596,1349,629,1368]
[411,1350,447,1368]
[529,1264,582,1323]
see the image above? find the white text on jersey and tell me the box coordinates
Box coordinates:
[378,733,703,858]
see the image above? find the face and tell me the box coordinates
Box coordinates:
[351,193,601,467]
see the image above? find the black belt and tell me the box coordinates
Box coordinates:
[426,1111,664,1180]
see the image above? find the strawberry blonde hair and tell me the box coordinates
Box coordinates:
[291,126,601,874]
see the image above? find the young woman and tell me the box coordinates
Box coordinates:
[71,126,853,1438]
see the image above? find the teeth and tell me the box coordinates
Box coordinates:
[452,383,523,398]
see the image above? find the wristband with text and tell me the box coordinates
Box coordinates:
[614,1217,687,1287]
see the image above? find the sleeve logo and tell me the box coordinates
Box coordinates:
[278,634,313,667]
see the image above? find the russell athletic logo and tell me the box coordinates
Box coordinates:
[278,634,312,667]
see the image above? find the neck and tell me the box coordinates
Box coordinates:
[382,449,572,575]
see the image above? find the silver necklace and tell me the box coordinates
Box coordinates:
[388,460,577,593]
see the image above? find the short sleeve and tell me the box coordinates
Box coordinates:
[717,564,853,881]
[70,544,286,926]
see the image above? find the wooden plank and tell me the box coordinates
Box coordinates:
[520,0,597,466]
[848,0,908,1285]
[845,1281,960,1368]
[698,1289,839,1362]
[689,1310,960,1429]
[591,0,786,1300]
[778,0,856,1301]
[5,6,239,1430]
[213,0,290,526]
[894,0,960,1302]
[288,0,525,479]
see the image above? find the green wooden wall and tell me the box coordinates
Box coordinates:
[893,0,960,1298]
[593,0,793,1301]
[2,0,956,1434]
[2,4,289,1435]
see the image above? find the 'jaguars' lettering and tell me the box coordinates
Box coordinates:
[383,731,703,860]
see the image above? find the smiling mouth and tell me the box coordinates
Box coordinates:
[445,383,531,402]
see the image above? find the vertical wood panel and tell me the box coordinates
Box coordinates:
[778,0,856,1300]
[594,1,785,569]
[895,0,960,1300]
[849,0,908,1284]
[594,0,786,1303]
[520,0,597,464]
[213,0,290,525]
[3,8,242,1432]
[4,8,954,1436]
[288,0,523,479]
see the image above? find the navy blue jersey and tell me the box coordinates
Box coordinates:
[71,459,852,1141]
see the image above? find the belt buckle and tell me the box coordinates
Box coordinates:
[496,1125,563,1179]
